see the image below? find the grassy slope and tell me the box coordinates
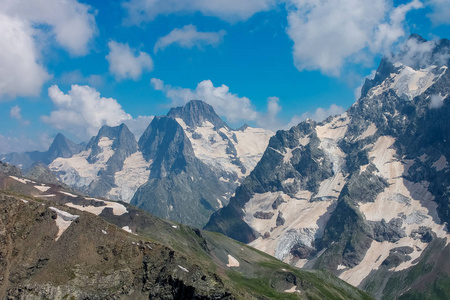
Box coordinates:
[0,170,372,299]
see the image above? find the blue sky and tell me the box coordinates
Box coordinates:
[0,0,449,153]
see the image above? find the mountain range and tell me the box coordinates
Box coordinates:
[2,100,272,228]
[205,35,450,299]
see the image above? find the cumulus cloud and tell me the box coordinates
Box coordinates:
[154,25,226,53]
[42,85,133,139]
[390,36,450,69]
[286,0,422,75]
[106,41,153,81]
[151,78,259,124]
[0,13,51,99]
[152,78,347,130]
[150,78,165,91]
[284,104,345,129]
[123,0,275,24]
[42,85,153,139]
[0,0,96,56]
[0,0,96,99]
[427,0,450,26]
[430,94,445,109]
[10,105,29,125]
[372,0,423,54]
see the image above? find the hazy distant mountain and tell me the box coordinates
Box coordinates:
[206,35,450,299]
[1,133,83,171]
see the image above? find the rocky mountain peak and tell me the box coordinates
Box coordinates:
[167,100,228,129]
[359,35,449,101]
[87,123,137,163]
[40,133,83,165]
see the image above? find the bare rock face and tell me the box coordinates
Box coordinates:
[130,100,272,228]
[206,35,450,299]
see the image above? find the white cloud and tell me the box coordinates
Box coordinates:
[123,0,275,24]
[152,78,259,124]
[154,25,226,53]
[10,105,30,125]
[430,94,445,109]
[0,13,51,99]
[286,0,422,75]
[152,78,347,131]
[0,0,96,99]
[0,0,96,56]
[427,0,450,26]
[372,0,423,54]
[390,36,450,69]
[10,106,21,120]
[42,85,153,140]
[106,41,153,81]
[42,85,134,139]
[150,78,165,90]
[284,104,345,129]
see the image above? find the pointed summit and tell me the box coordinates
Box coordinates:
[167,100,228,129]
[87,123,137,163]
[45,133,83,164]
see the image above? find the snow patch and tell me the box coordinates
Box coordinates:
[122,226,132,233]
[34,185,50,192]
[226,254,240,267]
[65,200,128,216]
[246,191,335,266]
[49,137,115,191]
[178,265,189,272]
[217,198,223,208]
[357,123,377,141]
[370,64,446,100]
[108,152,152,202]
[59,191,77,198]
[176,118,272,178]
[49,207,79,241]
[9,176,29,184]
[285,286,300,294]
